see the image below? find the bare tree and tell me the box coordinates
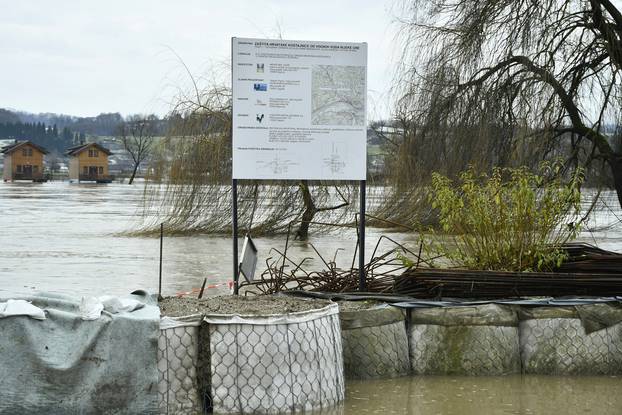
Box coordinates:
[395,0,622,208]
[295,180,351,240]
[118,115,157,184]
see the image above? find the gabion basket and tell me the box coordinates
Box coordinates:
[204,303,344,414]
[519,306,622,375]
[158,314,210,414]
[408,304,521,375]
[340,304,410,379]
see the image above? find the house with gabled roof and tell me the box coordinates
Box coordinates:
[66,142,113,183]
[2,140,49,182]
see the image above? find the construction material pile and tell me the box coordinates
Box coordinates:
[243,240,622,299]
[395,243,622,299]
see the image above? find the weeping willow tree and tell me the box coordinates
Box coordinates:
[140,75,359,238]
[380,0,622,217]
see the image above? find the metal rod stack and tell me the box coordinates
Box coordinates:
[394,268,622,299]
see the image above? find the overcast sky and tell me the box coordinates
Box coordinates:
[0,1,400,119]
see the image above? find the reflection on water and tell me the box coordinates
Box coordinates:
[0,182,620,298]
[322,376,622,415]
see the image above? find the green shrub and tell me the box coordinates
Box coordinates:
[418,162,584,271]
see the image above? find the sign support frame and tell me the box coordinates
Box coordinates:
[358,180,366,290]
[232,180,366,293]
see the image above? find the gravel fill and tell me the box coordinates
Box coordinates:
[337,300,384,312]
[159,294,332,317]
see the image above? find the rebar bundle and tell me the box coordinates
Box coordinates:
[240,235,419,295]
[394,268,622,299]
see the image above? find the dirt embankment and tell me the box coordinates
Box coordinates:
[159,294,332,317]
[337,300,383,312]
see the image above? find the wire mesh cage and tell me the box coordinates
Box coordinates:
[158,316,210,414]
[520,311,622,374]
[157,304,345,414]
[340,305,410,379]
[407,304,521,375]
[205,305,344,414]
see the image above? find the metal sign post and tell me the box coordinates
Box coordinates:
[232,178,239,294]
[359,180,366,291]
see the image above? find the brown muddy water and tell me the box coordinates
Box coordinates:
[1,182,620,298]
[331,375,622,415]
[0,182,422,297]
[1,182,622,413]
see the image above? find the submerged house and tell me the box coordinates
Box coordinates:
[66,143,113,183]
[2,141,49,182]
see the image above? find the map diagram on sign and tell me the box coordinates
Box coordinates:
[311,65,365,126]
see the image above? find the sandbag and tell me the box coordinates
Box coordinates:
[204,304,344,414]
[0,292,159,414]
[340,304,410,379]
[408,304,520,375]
[519,305,622,375]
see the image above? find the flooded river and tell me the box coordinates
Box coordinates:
[0,182,421,297]
[1,182,622,414]
[1,182,620,298]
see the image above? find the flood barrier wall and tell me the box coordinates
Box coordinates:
[403,302,622,376]
[340,304,410,379]
[408,303,521,375]
[158,304,344,414]
[157,299,622,414]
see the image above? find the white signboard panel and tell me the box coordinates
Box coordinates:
[232,37,367,180]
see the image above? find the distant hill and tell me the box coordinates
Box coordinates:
[3,109,168,137]
[15,110,124,136]
[0,109,20,124]
[0,108,169,155]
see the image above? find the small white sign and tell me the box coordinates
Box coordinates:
[232,37,367,180]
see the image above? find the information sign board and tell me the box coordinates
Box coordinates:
[232,37,367,180]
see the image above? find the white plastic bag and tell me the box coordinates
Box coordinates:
[79,297,104,320]
[99,295,144,313]
[0,299,46,320]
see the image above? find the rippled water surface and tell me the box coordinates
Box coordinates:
[1,182,621,297]
[0,182,420,297]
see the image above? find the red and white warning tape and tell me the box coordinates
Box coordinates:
[175,281,234,297]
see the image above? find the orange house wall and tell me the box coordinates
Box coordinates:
[6,145,45,178]
[68,146,109,180]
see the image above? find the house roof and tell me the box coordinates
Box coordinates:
[65,142,112,157]
[1,140,49,155]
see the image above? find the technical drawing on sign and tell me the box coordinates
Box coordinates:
[257,153,298,176]
[322,142,347,175]
[311,65,366,126]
